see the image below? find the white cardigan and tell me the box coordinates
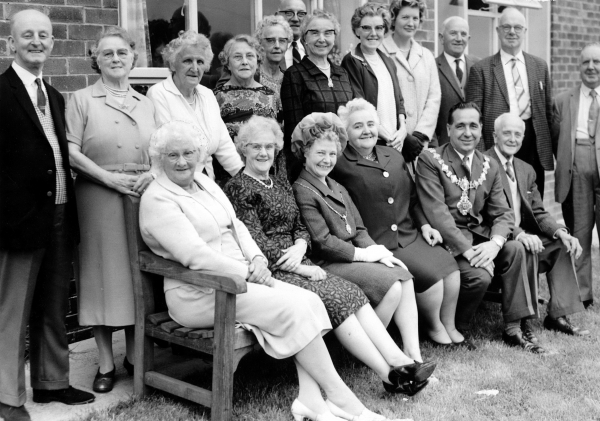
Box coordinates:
[140,172,265,293]
[146,75,243,179]
[381,37,441,140]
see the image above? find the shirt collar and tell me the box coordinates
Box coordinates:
[581,83,600,99]
[444,52,464,67]
[500,49,525,66]
[12,61,42,87]
[452,148,474,164]
[494,146,513,167]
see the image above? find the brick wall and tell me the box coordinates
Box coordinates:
[0,0,119,97]
[415,0,435,53]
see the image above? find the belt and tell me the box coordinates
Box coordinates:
[100,163,150,172]
[575,138,595,145]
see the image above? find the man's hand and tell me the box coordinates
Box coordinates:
[556,230,583,259]
[469,241,501,268]
[517,233,544,254]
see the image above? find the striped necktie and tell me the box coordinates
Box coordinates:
[505,160,516,182]
[589,89,599,138]
[510,58,530,118]
[455,59,463,84]
[35,78,46,115]
[462,155,471,180]
[292,41,301,64]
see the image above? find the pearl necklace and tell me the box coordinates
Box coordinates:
[103,83,128,98]
[245,171,273,189]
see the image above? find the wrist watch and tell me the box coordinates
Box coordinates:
[491,236,505,249]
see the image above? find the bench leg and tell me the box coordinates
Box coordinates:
[211,290,236,421]
[134,321,154,397]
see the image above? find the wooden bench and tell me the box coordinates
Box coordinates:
[123,196,257,421]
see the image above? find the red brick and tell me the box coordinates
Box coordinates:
[48,6,84,23]
[0,39,7,56]
[67,0,102,6]
[68,57,95,74]
[53,23,67,39]
[44,57,67,75]
[69,24,103,40]
[0,21,10,37]
[52,40,86,56]
[49,75,87,91]
[85,8,118,25]
[4,4,46,19]
[0,57,13,73]
[103,0,118,9]
[87,73,100,84]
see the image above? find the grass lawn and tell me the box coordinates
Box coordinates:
[75,251,600,421]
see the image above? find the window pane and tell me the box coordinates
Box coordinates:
[196,0,253,37]
[262,0,281,16]
[147,0,185,67]
[468,15,494,58]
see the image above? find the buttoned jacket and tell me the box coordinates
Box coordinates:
[435,53,480,146]
[415,144,513,256]
[485,147,562,239]
[466,51,553,170]
[380,37,441,139]
[331,145,427,251]
[293,169,376,264]
[0,66,78,250]
[341,44,406,129]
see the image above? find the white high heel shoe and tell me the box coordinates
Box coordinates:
[291,399,345,421]
[325,400,413,421]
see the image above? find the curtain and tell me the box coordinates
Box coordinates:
[122,0,152,67]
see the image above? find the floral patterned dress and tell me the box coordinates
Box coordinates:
[224,171,369,328]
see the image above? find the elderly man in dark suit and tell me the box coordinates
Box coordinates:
[0,9,94,421]
[466,7,553,198]
[416,102,546,354]
[485,113,588,337]
[276,0,307,68]
[553,43,600,309]
[434,16,479,146]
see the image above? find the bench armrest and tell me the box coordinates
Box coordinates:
[139,251,247,294]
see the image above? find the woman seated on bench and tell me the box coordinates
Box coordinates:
[223,115,434,397]
[139,120,411,421]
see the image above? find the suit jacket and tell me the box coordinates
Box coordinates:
[551,85,600,203]
[0,66,78,250]
[415,144,514,256]
[466,51,553,170]
[484,148,562,239]
[435,53,479,146]
[292,169,376,264]
[341,44,406,129]
[331,144,427,251]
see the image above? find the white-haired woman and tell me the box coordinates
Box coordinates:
[224,115,435,399]
[140,120,410,421]
[332,99,470,350]
[66,26,156,393]
[281,9,354,182]
[147,30,243,182]
[255,15,293,101]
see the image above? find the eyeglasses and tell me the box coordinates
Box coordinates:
[305,30,336,38]
[100,49,131,60]
[359,25,385,33]
[263,37,289,46]
[231,53,257,62]
[279,10,307,19]
[246,143,276,152]
[499,25,525,34]
[163,150,198,162]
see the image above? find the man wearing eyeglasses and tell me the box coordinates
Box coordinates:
[276,0,307,68]
[466,7,553,198]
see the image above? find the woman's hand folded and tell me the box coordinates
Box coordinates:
[274,240,307,271]
[247,257,274,287]
[294,264,327,281]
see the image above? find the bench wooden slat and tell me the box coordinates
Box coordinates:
[147,312,172,325]
[160,321,183,333]
[173,327,195,337]
[145,371,212,407]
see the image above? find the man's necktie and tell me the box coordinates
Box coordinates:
[462,155,471,180]
[505,160,516,182]
[510,58,530,118]
[292,41,301,64]
[589,89,599,138]
[455,58,463,84]
[35,78,46,115]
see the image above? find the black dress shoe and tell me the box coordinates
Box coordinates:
[521,326,539,344]
[389,360,436,386]
[454,337,477,350]
[123,356,134,376]
[0,402,31,421]
[583,299,593,309]
[93,366,116,393]
[383,378,429,396]
[33,386,95,405]
[502,331,547,354]
[544,316,590,336]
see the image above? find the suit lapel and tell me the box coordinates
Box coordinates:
[446,145,468,180]
[437,55,463,99]
[468,153,483,208]
[488,148,513,209]
[6,67,45,137]
[523,52,538,103]
[491,52,510,108]
[569,89,580,162]
[513,158,529,208]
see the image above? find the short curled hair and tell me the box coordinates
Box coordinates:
[254,15,293,42]
[291,112,348,159]
[300,9,341,41]
[351,3,392,37]
[149,120,209,173]
[235,116,284,163]
[90,26,138,74]
[337,98,380,129]
[161,30,213,73]
[389,0,426,30]
[218,34,262,68]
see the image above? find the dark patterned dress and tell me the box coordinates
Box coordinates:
[214,85,286,183]
[224,171,369,328]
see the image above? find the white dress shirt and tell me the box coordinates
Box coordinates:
[500,49,531,120]
[285,39,305,68]
[577,84,600,139]
[12,61,45,105]
[494,146,521,228]
[444,52,466,93]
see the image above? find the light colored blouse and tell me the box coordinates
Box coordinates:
[363,51,397,135]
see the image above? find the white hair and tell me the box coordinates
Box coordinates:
[149,121,208,173]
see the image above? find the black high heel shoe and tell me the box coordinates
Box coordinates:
[123,356,134,376]
[93,366,115,393]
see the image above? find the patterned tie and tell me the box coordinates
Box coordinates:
[510,58,530,118]
[35,78,46,115]
[505,160,516,183]
[455,58,463,84]
[462,155,471,180]
[292,41,301,64]
[588,89,599,138]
